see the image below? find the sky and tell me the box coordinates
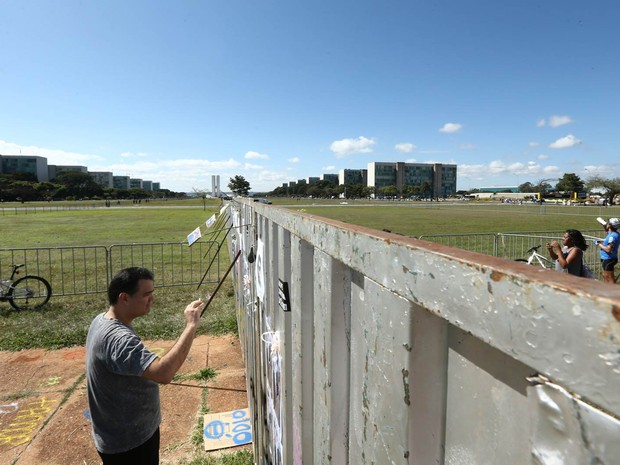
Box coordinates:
[1,0,619,193]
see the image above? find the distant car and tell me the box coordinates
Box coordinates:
[220,195,232,200]
[253,197,272,204]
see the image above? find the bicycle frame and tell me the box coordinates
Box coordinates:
[525,251,555,269]
[517,245,555,269]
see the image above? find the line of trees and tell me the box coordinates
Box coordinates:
[0,172,183,202]
[517,173,619,205]
[265,180,435,199]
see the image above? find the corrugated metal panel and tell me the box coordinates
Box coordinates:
[228,200,620,465]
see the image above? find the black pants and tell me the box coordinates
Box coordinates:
[98,428,160,465]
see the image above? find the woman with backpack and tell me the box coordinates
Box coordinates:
[546,229,589,276]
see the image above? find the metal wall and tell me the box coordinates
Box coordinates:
[227,200,620,465]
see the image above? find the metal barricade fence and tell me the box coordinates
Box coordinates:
[109,241,221,289]
[420,229,604,276]
[0,246,109,296]
[0,241,221,296]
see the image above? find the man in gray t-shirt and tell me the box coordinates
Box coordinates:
[86,267,204,464]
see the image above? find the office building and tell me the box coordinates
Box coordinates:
[0,155,49,181]
[320,173,339,184]
[367,162,457,197]
[113,176,131,189]
[89,171,114,188]
[339,169,367,186]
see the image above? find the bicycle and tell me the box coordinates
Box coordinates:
[0,264,52,310]
[515,245,555,269]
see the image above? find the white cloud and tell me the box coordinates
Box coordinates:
[243,163,263,170]
[419,149,450,155]
[439,123,462,134]
[322,165,336,171]
[549,115,573,128]
[404,158,418,163]
[395,143,416,153]
[581,165,614,178]
[119,151,149,159]
[0,139,104,165]
[537,154,549,160]
[529,141,540,148]
[459,143,476,150]
[460,160,561,179]
[330,136,376,157]
[537,115,574,128]
[288,157,300,163]
[549,134,581,149]
[245,151,270,160]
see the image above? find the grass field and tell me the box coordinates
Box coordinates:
[0,199,617,465]
[284,201,619,236]
[0,203,251,465]
[1,200,617,349]
[0,205,232,351]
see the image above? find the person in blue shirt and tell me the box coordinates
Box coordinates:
[594,218,620,284]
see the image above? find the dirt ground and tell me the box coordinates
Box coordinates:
[0,334,248,465]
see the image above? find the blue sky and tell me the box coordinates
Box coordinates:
[1,0,618,193]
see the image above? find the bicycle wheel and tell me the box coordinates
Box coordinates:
[7,276,52,310]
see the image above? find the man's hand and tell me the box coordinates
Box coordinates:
[185,299,204,328]
[143,299,205,384]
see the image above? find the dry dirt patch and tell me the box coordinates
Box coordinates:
[0,334,247,465]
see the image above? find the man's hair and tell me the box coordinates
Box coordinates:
[107,267,154,305]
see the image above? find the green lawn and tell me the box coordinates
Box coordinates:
[1,200,617,352]
[0,205,221,247]
[290,201,618,236]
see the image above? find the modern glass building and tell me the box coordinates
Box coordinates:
[367,162,457,197]
[89,171,114,188]
[1,155,162,191]
[0,155,49,181]
[113,176,131,189]
[320,173,339,184]
[48,165,88,180]
[339,169,368,185]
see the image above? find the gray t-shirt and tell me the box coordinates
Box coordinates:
[86,313,160,454]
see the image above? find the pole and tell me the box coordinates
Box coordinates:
[200,249,241,317]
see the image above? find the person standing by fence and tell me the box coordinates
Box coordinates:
[594,217,619,284]
[546,229,588,276]
[85,267,205,465]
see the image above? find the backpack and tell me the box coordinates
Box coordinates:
[581,261,594,279]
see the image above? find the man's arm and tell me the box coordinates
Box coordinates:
[143,299,204,384]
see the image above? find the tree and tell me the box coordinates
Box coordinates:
[419,181,432,198]
[534,179,553,197]
[228,175,251,196]
[380,185,398,198]
[518,182,536,193]
[556,173,584,194]
[51,171,103,199]
[586,176,620,205]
